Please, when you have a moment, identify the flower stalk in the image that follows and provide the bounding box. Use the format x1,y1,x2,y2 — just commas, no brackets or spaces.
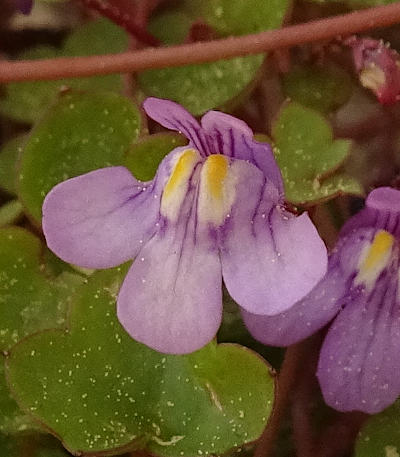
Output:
3,3,400,82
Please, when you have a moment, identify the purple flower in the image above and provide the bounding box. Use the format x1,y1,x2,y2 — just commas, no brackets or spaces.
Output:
244,187,400,414
14,0,33,14
42,97,327,354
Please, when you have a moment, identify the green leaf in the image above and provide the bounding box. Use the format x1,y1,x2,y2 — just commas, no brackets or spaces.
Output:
124,133,187,181
147,10,192,45
0,136,25,195
18,90,141,224
0,19,128,124
0,227,83,435
7,267,274,456
354,399,400,457
138,55,264,116
0,200,24,227
186,0,291,36
0,227,83,352
282,65,353,113
139,0,291,114
0,359,39,434
272,102,363,204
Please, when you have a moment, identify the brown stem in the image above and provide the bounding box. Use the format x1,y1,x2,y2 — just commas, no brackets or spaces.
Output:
254,340,312,457
2,3,400,82
77,0,161,46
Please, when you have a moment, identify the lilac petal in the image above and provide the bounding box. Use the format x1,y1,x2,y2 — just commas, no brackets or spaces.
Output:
366,187,400,213
318,249,400,414
241,228,374,345
143,97,209,155
242,269,343,346
201,111,284,193
117,185,222,354
43,147,183,268
220,160,327,315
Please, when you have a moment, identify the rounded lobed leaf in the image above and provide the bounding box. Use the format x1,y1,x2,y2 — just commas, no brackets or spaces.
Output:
271,102,363,204
7,267,275,456
0,19,128,124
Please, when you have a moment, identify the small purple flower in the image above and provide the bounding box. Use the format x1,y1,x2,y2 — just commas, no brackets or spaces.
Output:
244,187,400,414
13,0,33,14
43,98,327,354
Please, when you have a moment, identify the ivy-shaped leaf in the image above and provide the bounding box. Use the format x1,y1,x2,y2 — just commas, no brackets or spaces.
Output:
0,19,128,124
0,359,38,434
271,102,363,205
139,1,291,114
0,227,81,351
18,90,141,224
282,65,353,114
354,399,400,457
0,227,83,434
138,55,264,116
124,133,187,181
7,267,274,456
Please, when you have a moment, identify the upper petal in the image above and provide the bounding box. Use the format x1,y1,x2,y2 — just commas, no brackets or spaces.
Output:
341,187,400,238
143,97,210,155
220,160,327,315
318,256,400,413
43,150,180,269
201,111,284,192
117,172,222,354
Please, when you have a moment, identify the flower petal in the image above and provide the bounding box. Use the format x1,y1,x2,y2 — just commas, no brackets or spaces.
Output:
241,270,343,346
117,181,222,354
220,160,327,315
143,97,209,155
242,228,374,345
341,187,400,237
43,149,181,268
318,241,400,414
201,111,284,192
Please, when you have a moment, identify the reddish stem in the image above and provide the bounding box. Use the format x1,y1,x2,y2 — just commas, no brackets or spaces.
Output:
77,0,161,46
3,2,400,82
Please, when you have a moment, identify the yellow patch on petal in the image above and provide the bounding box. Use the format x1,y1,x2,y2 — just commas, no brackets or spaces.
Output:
198,154,236,226
355,230,395,288
163,149,199,200
204,154,229,200
161,148,201,220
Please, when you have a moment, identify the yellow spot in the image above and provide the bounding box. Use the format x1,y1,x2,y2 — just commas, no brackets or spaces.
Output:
203,154,228,200
362,230,394,272
163,149,199,200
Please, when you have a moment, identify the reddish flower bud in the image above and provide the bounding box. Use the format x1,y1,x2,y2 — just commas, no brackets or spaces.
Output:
346,36,400,105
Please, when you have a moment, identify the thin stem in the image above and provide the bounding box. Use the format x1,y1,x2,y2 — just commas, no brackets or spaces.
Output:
254,341,311,457
2,2,400,82
77,0,161,46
